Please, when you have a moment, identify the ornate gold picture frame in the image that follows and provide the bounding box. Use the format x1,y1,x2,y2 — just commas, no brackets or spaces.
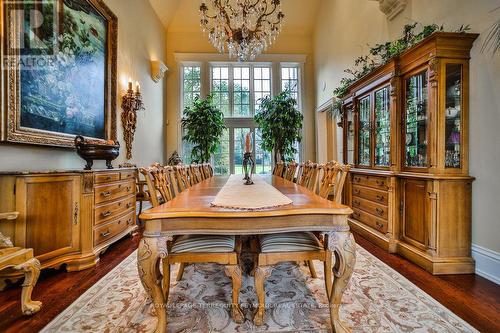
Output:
0,0,117,148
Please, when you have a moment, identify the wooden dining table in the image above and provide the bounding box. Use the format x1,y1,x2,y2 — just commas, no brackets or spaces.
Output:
138,175,355,333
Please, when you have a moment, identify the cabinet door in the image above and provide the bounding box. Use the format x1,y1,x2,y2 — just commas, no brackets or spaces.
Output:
15,175,81,262
357,95,372,166
403,70,429,170
444,63,463,169
374,86,391,167
401,179,430,250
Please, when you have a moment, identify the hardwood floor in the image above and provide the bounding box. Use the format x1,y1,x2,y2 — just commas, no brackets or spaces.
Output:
0,231,499,333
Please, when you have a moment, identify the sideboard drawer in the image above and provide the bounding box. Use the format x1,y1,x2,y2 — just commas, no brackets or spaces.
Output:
94,194,135,226
351,196,388,220
95,172,120,184
351,208,388,233
93,210,134,246
352,185,388,205
94,180,135,204
352,174,388,190
120,170,136,181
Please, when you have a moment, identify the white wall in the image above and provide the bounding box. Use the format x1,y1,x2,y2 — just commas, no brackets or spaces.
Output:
313,0,500,257
0,0,167,171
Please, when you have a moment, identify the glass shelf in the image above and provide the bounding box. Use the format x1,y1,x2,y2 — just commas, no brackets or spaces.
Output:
404,71,429,168
445,64,463,168
346,110,355,165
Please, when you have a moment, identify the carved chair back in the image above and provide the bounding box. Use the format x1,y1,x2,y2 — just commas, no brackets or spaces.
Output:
139,165,174,207
189,164,204,184
318,161,350,203
201,163,213,179
272,161,285,177
284,161,298,181
297,161,321,192
174,165,191,192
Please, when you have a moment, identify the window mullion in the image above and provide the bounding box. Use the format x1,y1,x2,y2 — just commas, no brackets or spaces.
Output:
250,64,255,116
229,65,234,117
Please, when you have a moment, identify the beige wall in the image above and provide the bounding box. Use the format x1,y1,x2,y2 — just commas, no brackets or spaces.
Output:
165,31,316,162
313,0,500,252
0,0,166,171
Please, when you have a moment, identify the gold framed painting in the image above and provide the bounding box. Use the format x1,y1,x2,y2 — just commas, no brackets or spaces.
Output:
0,0,117,148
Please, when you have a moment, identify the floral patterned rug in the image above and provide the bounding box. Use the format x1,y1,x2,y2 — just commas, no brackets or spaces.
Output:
41,245,477,333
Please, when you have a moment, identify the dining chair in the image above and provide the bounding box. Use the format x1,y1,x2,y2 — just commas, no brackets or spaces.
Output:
272,161,285,177
189,164,204,184
252,161,351,326
297,161,321,193
284,161,298,182
139,164,244,323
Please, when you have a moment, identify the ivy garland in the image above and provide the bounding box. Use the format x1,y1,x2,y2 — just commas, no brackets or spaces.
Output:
332,23,471,117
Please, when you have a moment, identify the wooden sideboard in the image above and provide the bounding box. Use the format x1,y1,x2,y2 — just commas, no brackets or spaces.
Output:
340,32,478,274
0,168,137,284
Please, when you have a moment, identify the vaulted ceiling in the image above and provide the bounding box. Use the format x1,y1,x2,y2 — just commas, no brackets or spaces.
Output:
148,0,322,35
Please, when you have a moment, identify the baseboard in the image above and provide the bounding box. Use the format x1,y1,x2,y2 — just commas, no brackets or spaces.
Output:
471,244,500,285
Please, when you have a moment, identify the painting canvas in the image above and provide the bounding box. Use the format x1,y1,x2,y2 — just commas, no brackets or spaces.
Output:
1,0,117,147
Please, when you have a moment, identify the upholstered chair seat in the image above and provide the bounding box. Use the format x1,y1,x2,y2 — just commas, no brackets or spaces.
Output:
259,232,322,253
171,235,236,253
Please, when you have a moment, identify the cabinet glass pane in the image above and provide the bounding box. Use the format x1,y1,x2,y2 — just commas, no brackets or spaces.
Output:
358,96,371,166
346,109,355,164
374,87,390,166
405,71,429,167
445,64,462,168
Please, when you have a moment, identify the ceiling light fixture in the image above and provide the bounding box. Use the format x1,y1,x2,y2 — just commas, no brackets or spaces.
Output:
199,0,285,61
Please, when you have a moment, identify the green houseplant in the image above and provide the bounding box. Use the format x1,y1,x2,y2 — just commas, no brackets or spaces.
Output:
254,90,303,163
182,94,226,163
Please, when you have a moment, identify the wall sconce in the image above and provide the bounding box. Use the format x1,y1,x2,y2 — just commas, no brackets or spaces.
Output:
151,60,168,82
121,79,144,160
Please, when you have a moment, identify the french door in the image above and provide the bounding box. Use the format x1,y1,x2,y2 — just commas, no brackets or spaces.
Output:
213,119,272,175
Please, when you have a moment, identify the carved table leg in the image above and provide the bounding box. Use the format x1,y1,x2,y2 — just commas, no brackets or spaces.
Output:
308,260,318,278
14,258,42,315
324,250,333,301
253,266,273,326
224,265,244,323
137,236,169,333
325,231,356,333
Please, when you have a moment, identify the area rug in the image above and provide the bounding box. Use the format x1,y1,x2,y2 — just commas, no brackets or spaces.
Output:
41,245,477,333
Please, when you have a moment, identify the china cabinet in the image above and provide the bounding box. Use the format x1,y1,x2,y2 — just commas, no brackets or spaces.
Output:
341,32,478,274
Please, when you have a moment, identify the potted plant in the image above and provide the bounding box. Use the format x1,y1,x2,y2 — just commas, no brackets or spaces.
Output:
182,94,226,163
254,90,303,163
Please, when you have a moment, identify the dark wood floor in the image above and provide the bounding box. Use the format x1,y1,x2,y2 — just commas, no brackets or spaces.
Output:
0,231,499,333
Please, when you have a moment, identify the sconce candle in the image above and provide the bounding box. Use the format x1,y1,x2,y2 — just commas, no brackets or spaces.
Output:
128,78,133,91
136,82,141,94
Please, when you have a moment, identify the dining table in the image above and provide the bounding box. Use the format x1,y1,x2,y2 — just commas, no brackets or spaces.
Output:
138,175,355,333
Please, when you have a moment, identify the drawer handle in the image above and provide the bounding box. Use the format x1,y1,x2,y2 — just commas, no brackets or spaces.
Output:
376,195,384,201
101,211,112,217
126,202,133,208
106,176,112,181
128,218,133,224
353,211,360,218
353,200,360,207
353,188,360,195
354,177,361,183
126,186,132,192
375,208,384,216
101,191,111,197
376,222,384,230
376,180,385,186
100,230,111,237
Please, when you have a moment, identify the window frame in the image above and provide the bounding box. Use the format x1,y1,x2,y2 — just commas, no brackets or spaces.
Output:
178,56,305,169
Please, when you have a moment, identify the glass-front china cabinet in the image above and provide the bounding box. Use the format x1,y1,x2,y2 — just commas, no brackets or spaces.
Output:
341,32,478,275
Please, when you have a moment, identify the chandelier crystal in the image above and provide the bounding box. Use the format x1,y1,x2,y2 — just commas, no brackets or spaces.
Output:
199,0,285,61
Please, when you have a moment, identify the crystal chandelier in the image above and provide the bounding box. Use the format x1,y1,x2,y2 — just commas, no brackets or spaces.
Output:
199,0,285,61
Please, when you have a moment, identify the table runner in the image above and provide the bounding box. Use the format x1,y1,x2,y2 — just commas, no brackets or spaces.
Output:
211,174,293,210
